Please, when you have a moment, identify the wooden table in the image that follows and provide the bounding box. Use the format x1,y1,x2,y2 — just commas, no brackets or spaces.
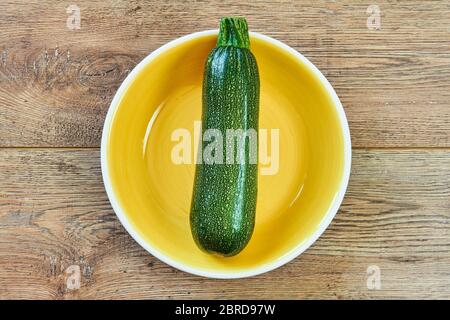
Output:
1,0,449,299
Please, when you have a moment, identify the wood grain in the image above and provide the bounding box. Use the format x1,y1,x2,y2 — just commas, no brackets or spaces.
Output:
1,0,449,300
0,149,449,299
0,0,449,147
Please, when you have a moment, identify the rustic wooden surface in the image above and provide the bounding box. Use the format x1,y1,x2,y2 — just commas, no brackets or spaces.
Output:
0,0,449,299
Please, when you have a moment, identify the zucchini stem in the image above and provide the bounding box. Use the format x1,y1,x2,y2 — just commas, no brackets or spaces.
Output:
217,17,250,49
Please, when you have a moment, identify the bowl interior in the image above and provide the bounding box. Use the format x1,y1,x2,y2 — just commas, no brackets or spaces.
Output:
105,32,346,276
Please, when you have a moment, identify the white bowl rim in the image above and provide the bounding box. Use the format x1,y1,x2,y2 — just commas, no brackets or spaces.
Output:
101,29,352,279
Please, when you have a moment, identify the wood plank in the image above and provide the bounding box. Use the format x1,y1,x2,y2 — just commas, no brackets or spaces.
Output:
0,0,449,147
325,1,450,147
0,149,449,299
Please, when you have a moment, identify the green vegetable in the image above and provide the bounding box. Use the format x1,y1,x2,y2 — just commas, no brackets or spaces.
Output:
190,17,260,256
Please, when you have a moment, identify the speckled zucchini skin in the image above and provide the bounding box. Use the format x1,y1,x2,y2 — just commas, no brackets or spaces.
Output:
190,17,260,256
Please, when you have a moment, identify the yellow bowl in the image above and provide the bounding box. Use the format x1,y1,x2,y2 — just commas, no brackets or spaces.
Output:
101,30,351,278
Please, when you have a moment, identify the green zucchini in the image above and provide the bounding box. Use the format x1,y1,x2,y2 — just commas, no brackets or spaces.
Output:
190,17,259,256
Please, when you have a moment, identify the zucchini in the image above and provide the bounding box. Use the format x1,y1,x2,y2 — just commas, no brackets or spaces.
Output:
190,17,260,256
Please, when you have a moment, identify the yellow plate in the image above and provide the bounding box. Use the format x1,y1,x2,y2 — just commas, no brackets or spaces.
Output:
101,30,351,278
